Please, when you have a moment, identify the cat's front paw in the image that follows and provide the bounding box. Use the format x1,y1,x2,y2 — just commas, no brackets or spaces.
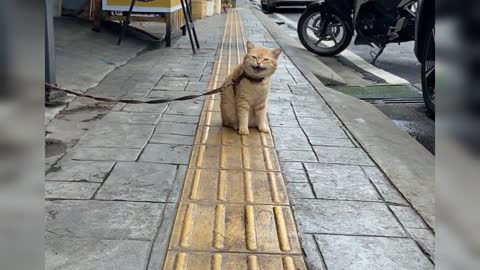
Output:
238,127,250,135
258,125,270,133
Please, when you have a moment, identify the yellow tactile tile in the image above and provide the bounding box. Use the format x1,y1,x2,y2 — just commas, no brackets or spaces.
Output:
169,203,301,253
199,111,223,127
195,126,274,147
181,169,288,204
163,252,307,270
189,145,280,171
162,9,307,270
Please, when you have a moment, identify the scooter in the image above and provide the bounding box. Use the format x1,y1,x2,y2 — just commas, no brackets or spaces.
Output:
297,0,418,64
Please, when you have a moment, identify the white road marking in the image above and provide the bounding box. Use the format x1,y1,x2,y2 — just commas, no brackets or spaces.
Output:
273,12,410,85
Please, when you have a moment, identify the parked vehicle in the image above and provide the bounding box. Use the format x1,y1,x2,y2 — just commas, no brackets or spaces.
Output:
414,0,434,114
261,0,314,13
297,0,418,64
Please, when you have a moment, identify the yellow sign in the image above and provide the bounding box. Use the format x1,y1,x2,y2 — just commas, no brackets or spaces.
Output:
102,0,182,12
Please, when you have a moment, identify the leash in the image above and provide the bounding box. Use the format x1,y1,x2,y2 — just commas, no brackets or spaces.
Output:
45,82,234,104
45,72,264,104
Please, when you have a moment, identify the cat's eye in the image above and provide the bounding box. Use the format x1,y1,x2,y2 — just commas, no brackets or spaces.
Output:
263,58,271,62
250,55,258,60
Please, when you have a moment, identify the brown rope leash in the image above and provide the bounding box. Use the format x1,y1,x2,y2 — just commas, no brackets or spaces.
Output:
45,82,234,104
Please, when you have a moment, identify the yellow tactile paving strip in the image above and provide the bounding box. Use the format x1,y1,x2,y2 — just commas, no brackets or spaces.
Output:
163,10,307,270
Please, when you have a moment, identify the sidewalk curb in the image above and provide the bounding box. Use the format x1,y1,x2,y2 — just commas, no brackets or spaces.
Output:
252,8,435,229
271,12,297,30
252,9,346,86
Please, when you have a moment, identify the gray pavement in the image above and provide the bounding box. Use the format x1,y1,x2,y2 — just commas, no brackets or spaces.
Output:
265,6,435,154
242,5,434,269
45,14,224,270
45,2,434,269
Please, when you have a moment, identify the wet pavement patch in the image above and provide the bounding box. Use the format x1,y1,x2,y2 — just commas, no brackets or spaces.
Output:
332,84,434,154
45,138,67,158
333,84,421,100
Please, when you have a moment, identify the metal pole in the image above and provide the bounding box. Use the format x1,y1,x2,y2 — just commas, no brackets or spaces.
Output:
180,0,196,53
183,0,200,49
45,0,56,101
117,0,136,45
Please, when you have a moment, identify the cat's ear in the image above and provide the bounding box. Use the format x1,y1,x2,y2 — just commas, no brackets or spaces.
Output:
246,41,256,51
271,48,282,59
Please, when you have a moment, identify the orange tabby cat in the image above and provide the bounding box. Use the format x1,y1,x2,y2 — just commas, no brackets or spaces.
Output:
220,41,281,135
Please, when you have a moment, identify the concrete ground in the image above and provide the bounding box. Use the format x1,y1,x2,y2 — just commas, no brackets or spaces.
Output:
261,5,435,154
45,2,434,269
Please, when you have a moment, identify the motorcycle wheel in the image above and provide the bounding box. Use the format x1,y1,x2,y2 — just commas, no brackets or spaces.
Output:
297,8,353,56
261,3,273,13
421,27,435,115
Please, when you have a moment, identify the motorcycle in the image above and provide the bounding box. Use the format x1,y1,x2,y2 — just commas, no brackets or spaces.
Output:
297,0,418,64
414,0,434,114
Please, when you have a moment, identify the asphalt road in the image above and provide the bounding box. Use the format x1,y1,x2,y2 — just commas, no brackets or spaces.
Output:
267,6,435,154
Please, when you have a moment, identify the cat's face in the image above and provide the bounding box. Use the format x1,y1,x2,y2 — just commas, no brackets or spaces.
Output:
243,41,281,78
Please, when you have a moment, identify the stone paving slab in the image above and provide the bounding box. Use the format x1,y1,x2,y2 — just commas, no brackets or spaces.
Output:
362,166,408,205
299,234,327,270
46,200,164,239
280,162,309,183
154,79,188,91
46,233,151,270
313,146,375,166
297,117,339,127
99,112,161,125
160,114,199,124
147,90,205,99
304,163,381,201
155,122,198,136
389,205,428,229
308,137,356,147
314,235,434,270
166,165,188,203
54,16,147,94
46,160,115,182
302,124,348,139
150,133,195,145
287,182,316,199
277,149,318,162
271,127,312,151
147,204,177,270
164,64,205,78
122,103,169,113
408,228,435,260
185,81,210,92
45,182,100,200
292,103,336,119
71,147,142,161
293,200,405,236
79,124,154,148
165,100,203,116
140,143,193,164
95,162,178,202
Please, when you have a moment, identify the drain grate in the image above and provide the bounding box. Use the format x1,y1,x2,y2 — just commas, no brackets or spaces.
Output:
333,84,423,104
363,97,425,104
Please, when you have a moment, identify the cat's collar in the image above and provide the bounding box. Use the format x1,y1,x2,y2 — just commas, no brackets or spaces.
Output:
235,72,265,84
